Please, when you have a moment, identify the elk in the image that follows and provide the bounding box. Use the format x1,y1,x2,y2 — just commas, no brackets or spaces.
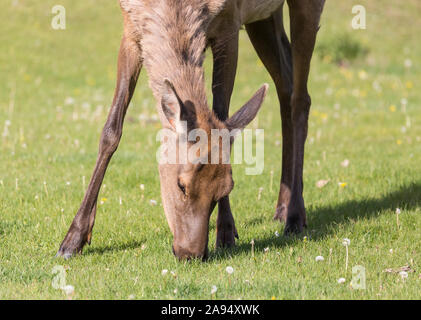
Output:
57,0,325,260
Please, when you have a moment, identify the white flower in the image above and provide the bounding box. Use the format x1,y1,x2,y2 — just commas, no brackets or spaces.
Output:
337,278,346,284
315,256,325,262
173,288,178,294
161,269,168,276
341,159,350,168
399,271,408,279
211,285,217,294
226,266,234,275
5,120,11,126
342,238,351,246
150,199,157,206
396,208,401,215
264,247,269,253
404,59,412,68
65,97,75,105
140,184,145,191
128,294,135,300
275,231,280,238
63,285,74,296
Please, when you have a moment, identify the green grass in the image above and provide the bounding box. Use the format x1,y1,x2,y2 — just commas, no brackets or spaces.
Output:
0,0,420,299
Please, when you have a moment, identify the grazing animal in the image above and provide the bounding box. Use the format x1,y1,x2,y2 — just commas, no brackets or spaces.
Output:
57,0,325,260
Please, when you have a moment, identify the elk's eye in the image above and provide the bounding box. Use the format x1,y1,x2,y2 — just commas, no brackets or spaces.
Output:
177,180,186,195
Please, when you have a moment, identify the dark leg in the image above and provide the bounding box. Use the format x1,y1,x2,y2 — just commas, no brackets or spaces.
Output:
210,32,239,247
284,0,324,233
246,5,294,224
56,36,142,258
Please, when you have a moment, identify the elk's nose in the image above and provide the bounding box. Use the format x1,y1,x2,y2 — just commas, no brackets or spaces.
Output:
172,244,208,261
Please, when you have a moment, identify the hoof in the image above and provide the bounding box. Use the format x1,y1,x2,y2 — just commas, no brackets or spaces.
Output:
283,223,304,236
283,216,306,236
216,225,238,248
56,230,87,259
55,250,74,260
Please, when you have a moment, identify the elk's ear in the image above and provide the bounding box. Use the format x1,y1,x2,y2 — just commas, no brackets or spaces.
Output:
161,79,196,133
226,84,268,131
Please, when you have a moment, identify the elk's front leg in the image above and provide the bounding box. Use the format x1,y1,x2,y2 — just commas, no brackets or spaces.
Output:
210,32,239,247
56,36,142,258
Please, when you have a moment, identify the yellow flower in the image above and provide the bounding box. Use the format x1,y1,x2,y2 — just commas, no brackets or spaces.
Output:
389,105,397,112
338,182,347,188
406,81,413,89
396,140,402,145
271,296,276,300
101,197,108,202
340,68,353,80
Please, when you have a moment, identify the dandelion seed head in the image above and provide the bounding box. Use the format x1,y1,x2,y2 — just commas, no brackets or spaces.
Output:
63,285,74,296
226,266,234,275
404,59,412,68
337,278,346,284
315,256,325,262
342,238,351,246
341,159,350,168
211,285,217,294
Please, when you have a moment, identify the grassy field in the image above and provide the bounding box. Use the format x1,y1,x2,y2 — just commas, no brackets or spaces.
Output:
0,0,420,299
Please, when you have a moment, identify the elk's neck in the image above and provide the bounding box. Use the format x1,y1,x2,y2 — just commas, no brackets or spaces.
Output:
141,1,211,110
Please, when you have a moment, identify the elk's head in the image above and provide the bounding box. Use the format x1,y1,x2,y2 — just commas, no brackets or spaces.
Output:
158,79,268,260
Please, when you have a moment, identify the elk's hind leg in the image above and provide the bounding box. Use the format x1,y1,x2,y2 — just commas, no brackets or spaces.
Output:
284,0,324,234
246,5,293,225
56,36,142,258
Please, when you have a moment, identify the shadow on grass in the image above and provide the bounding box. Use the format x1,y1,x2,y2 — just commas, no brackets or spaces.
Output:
84,239,146,256
208,182,421,261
